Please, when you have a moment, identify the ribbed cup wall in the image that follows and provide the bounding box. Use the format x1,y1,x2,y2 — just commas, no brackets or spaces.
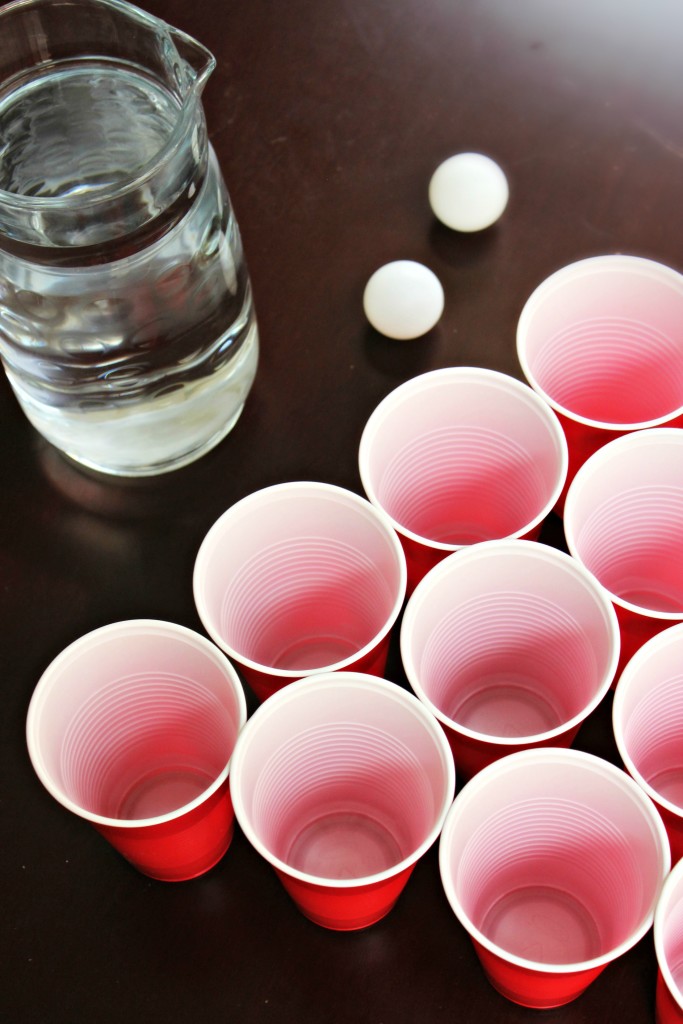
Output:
194,483,405,673
419,594,597,731
231,675,454,884
518,256,683,428
402,542,616,742
219,538,394,668
656,865,683,1010
664,932,683,1002
458,797,644,958
440,751,667,972
60,671,234,819
359,368,566,548
614,628,683,816
578,490,683,611
530,317,683,424
377,426,549,544
251,722,434,869
27,622,245,825
625,676,683,792
567,434,683,615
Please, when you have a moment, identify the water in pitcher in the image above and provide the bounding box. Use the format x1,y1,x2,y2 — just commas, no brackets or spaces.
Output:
0,59,258,475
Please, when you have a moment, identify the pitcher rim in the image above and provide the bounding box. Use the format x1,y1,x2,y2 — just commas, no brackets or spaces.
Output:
0,0,216,212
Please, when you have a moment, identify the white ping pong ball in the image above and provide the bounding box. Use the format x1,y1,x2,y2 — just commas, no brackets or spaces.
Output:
363,260,444,340
429,152,509,232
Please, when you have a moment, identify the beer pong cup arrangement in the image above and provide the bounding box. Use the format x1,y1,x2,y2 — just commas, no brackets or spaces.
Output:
655,858,683,1024
564,428,683,679
357,366,567,592
228,672,455,931
25,620,247,881
613,623,683,865
439,748,670,1009
517,254,683,507
192,482,406,701
400,539,619,779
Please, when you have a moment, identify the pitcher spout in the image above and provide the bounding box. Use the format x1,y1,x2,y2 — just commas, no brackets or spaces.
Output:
169,27,216,95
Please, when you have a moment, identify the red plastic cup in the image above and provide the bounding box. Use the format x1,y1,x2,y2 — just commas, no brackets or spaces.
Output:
229,672,456,930
26,620,247,881
613,623,683,865
439,748,670,1009
193,482,406,701
564,428,683,680
358,367,567,593
400,539,619,779
517,254,683,509
655,858,683,1024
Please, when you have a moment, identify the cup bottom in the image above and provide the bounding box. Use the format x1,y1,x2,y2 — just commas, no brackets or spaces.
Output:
481,886,602,964
273,636,360,672
650,767,683,806
427,521,495,545
287,812,403,879
618,584,683,615
451,681,562,738
116,766,215,820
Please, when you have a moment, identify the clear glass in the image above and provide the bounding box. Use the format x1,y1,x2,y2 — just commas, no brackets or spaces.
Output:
0,0,258,475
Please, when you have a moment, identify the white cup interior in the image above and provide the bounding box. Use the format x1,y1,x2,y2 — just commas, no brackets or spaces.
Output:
565,430,683,615
517,256,683,427
402,541,618,742
655,859,683,1013
230,674,454,883
358,368,566,548
440,750,668,969
614,624,683,815
193,483,405,673
26,621,246,824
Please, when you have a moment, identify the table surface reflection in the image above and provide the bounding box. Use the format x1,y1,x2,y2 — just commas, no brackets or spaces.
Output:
3,1,682,1020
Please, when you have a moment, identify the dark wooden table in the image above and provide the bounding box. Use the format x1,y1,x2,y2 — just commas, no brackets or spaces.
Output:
3,0,682,1020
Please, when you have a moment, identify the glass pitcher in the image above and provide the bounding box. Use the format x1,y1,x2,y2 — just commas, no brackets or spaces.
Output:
0,0,258,476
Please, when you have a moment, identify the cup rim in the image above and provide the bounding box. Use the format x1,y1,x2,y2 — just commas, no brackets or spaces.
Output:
192,480,408,678
613,621,683,818
358,366,568,552
516,254,683,431
654,856,683,1012
439,747,671,974
564,428,683,620
25,618,247,829
400,539,620,745
229,671,456,889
